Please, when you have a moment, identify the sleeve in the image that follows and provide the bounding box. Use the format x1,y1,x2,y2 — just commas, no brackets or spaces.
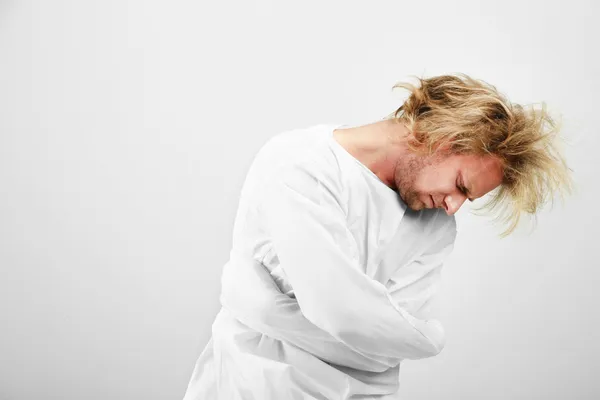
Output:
220,252,401,372
385,218,457,322
258,159,453,359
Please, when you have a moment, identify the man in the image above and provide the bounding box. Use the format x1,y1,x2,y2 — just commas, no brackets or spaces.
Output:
182,74,572,399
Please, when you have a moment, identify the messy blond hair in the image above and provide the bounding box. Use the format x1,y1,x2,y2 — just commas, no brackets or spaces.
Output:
385,73,574,237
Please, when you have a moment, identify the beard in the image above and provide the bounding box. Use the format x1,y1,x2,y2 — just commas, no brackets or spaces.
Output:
393,150,442,210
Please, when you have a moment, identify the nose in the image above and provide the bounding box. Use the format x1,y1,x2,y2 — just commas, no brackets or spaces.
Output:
443,195,466,216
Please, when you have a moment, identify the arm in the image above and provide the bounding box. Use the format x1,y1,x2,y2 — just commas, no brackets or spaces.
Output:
385,221,456,323
259,158,455,359
220,253,400,372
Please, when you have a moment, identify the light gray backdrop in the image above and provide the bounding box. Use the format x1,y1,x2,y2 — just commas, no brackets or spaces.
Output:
1,1,598,399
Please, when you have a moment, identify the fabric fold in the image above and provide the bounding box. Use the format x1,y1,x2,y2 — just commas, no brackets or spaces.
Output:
182,123,458,399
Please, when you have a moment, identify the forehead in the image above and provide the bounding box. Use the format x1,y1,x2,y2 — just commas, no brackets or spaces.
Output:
451,153,504,196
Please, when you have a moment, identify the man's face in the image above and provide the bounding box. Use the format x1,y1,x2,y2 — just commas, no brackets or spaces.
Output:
393,148,504,215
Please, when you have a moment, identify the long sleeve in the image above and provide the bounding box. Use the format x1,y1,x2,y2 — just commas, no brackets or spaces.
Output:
385,220,456,322
257,158,452,359
221,252,401,372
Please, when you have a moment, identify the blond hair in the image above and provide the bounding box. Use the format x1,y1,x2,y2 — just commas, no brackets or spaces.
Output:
385,73,574,237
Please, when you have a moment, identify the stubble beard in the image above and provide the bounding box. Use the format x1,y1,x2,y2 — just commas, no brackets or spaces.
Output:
394,152,433,210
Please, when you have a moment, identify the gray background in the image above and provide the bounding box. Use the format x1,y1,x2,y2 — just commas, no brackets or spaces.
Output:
1,0,598,399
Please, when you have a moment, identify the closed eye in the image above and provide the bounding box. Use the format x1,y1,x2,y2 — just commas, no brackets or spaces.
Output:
457,176,474,202
463,188,475,202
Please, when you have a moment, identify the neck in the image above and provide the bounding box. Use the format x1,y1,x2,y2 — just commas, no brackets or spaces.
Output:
333,119,411,189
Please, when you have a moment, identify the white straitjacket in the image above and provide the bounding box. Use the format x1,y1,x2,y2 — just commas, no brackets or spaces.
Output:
183,123,457,399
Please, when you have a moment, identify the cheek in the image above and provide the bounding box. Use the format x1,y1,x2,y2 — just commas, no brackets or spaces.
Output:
415,170,438,189
416,172,453,194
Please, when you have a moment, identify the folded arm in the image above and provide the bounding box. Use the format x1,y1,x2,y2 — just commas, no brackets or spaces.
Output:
258,159,457,360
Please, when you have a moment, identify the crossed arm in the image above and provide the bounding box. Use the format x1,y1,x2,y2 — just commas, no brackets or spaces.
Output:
253,160,457,360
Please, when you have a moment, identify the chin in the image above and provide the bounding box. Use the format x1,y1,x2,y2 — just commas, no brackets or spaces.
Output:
398,190,424,211
414,199,430,211
405,199,426,211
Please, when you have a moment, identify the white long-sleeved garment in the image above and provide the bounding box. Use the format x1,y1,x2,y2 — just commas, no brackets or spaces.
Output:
182,123,457,399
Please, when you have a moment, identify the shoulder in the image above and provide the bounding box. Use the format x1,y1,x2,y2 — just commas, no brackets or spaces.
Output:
259,125,344,193
258,124,335,161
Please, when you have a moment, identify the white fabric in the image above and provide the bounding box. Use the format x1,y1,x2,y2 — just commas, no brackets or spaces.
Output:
183,123,457,400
